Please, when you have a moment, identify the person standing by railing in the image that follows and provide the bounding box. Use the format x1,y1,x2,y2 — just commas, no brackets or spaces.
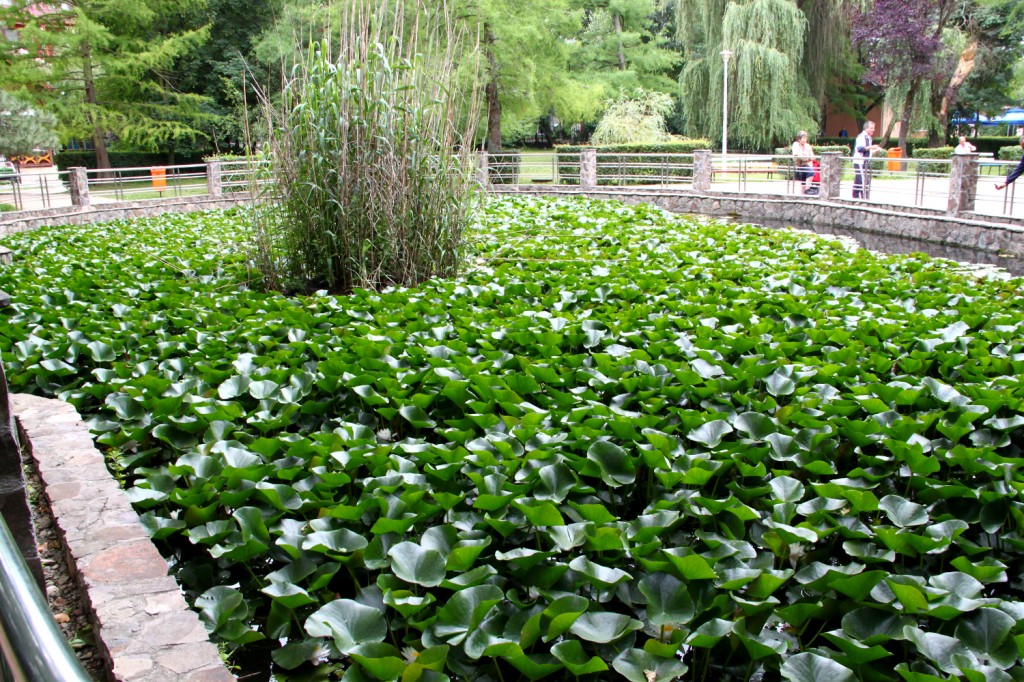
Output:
995,137,1024,191
954,136,977,154
853,120,885,199
792,131,815,194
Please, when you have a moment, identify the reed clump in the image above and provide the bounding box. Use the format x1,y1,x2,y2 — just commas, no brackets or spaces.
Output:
253,1,479,294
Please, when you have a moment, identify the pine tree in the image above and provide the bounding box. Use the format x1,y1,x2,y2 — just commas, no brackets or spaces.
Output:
572,0,680,95
1,0,214,169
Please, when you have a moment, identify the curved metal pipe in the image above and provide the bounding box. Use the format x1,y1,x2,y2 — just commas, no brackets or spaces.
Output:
0,514,92,682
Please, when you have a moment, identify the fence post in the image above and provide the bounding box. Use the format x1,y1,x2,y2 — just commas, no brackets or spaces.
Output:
580,148,597,190
692,150,713,191
207,161,223,197
476,151,490,188
819,152,842,200
0,294,43,590
68,167,90,207
947,153,979,216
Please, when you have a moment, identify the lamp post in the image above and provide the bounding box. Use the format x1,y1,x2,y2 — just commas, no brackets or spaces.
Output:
720,49,732,172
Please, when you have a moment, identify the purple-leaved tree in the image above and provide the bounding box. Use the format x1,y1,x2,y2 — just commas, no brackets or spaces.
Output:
851,0,960,152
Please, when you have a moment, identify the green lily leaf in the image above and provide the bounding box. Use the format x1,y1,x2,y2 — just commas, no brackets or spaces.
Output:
781,653,856,682
586,440,636,486
568,611,642,643
305,599,387,655
388,541,447,587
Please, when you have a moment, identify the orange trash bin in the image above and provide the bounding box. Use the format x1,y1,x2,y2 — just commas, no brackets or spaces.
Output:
886,147,903,172
150,166,167,189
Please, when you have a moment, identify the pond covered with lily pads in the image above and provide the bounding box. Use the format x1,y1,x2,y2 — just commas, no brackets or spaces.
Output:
1,196,1023,681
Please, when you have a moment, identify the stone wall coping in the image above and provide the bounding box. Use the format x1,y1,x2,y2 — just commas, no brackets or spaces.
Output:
11,393,235,682
0,195,250,237
495,185,1024,234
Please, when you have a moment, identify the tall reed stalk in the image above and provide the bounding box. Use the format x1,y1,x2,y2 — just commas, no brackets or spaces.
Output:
252,0,480,294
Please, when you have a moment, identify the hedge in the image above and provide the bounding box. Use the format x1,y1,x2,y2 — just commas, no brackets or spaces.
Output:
54,149,215,171
911,147,955,159
553,139,711,186
998,145,1024,161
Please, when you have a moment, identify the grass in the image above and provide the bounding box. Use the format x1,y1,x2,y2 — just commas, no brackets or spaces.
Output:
89,176,208,201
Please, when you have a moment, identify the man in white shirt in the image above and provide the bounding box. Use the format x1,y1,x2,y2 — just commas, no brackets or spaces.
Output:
853,121,885,199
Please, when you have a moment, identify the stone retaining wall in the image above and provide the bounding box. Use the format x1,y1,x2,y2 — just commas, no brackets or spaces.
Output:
2,183,1021,257
0,195,250,237
496,186,1024,256
12,394,234,682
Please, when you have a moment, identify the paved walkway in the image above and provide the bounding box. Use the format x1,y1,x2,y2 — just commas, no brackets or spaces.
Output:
3,163,1022,223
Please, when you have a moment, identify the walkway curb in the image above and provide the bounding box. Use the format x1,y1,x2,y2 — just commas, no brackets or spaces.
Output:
11,393,235,682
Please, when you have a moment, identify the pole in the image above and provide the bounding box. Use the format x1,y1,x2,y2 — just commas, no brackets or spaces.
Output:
720,49,732,173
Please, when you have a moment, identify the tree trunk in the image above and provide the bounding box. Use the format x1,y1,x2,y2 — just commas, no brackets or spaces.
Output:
82,45,112,175
930,39,978,146
484,24,501,153
897,80,919,155
612,13,627,70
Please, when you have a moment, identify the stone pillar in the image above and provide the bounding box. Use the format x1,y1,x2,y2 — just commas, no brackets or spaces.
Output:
476,151,490,188
0,297,43,589
68,166,90,207
580,148,597,189
692,150,713,191
207,161,223,197
948,153,979,216
819,152,842,200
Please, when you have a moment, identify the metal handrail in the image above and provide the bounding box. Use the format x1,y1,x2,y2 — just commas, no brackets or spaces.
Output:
0,514,91,682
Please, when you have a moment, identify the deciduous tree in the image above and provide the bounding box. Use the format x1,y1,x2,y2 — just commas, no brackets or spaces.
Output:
0,91,58,156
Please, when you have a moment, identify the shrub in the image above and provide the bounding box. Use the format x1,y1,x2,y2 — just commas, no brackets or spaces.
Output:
998,145,1023,161
0,203,15,212
554,140,711,185
253,0,480,294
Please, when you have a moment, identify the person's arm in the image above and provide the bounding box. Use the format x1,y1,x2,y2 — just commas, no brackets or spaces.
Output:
997,155,1024,190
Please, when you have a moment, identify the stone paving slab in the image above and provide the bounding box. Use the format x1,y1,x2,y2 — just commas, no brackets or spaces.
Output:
10,393,235,682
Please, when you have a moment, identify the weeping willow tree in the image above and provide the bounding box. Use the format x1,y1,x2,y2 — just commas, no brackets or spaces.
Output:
678,0,827,150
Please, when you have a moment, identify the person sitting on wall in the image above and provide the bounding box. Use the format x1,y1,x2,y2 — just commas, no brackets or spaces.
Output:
791,131,815,194
995,137,1024,191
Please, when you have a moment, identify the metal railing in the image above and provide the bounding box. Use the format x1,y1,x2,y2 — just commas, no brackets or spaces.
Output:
0,514,91,682
2,152,1023,221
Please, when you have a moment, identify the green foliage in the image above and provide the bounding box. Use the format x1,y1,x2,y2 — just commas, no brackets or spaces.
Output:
53,150,214,171
997,145,1023,161
0,0,218,163
0,92,58,156
4,196,1024,680
592,91,675,145
911,147,956,159
678,0,818,151
253,0,479,293
571,0,680,95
